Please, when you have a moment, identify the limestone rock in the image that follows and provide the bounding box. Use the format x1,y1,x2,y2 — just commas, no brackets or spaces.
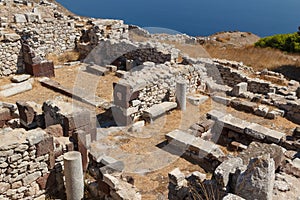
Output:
214,157,244,190
0,81,32,97
238,142,284,169
222,193,245,200
23,171,42,185
235,154,275,200
169,168,185,186
231,82,248,96
0,182,10,194
3,34,21,42
11,74,31,83
14,14,27,23
274,180,290,192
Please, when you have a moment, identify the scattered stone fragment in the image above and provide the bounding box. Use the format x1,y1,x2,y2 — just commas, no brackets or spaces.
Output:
11,74,31,83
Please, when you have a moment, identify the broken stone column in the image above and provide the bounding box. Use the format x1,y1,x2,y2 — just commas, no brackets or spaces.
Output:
64,151,84,200
176,80,187,111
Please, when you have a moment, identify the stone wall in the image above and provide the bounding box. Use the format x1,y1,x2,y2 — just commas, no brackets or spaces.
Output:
87,155,141,199
0,128,53,200
13,19,78,59
209,61,274,94
113,61,207,123
0,40,23,76
0,2,130,77
83,39,179,67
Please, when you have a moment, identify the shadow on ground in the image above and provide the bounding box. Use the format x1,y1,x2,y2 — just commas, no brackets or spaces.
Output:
272,65,300,82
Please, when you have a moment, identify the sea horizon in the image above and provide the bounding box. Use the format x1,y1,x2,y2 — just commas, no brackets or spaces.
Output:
57,0,300,37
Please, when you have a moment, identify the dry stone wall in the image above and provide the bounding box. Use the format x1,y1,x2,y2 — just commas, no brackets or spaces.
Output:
0,40,23,76
0,2,129,77
209,60,278,94
0,128,53,200
14,19,78,59
113,61,207,124
83,39,180,67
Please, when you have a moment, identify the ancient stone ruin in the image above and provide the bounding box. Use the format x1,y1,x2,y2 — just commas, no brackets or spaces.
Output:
0,0,299,200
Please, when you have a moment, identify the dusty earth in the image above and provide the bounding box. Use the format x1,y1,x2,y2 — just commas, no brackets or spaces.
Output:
1,62,299,199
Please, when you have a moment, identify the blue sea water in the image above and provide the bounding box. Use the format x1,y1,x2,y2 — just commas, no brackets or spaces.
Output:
56,0,300,37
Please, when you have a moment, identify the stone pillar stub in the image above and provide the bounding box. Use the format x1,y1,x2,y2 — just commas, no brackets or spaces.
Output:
176,80,187,111
64,151,84,200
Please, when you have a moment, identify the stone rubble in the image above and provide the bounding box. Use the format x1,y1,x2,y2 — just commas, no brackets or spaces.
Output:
0,1,299,200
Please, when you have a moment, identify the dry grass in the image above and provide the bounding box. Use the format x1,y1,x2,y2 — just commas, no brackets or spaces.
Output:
204,44,300,70
46,50,81,65
216,36,230,43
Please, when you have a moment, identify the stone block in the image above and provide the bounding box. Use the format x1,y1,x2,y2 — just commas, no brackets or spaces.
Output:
222,193,245,200
106,65,117,72
128,120,145,132
111,106,133,126
198,119,215,132
11,74,31,83
23,171,42,185
254,105,269,117
166,129,225,161
235,154,275,200
14,14,27,23
43,100,94,136
25,13,41,23
17,101,44,129
36,135,54,156
186,171,207,183
0,182,10,194
45,124,64,137
245,123,285,143
0,107,11,121
26,129,46,146
3,33,20,42
230,99,258,113
168,168,185,186
142,102,177,122
115,70,129,78
86,64,109,76
62,111,91,136
238,142,284,169
103,174,120,189
231,82,248,96
187,95,209,106
0,81,32,97
113,83,131,108
189,124,205,136
207,110,227,121
214,157,244,190
25,61,55,77
219,114,252,134
212,95,232,106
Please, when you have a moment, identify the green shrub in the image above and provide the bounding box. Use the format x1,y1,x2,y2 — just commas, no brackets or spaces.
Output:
255,33,300,53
